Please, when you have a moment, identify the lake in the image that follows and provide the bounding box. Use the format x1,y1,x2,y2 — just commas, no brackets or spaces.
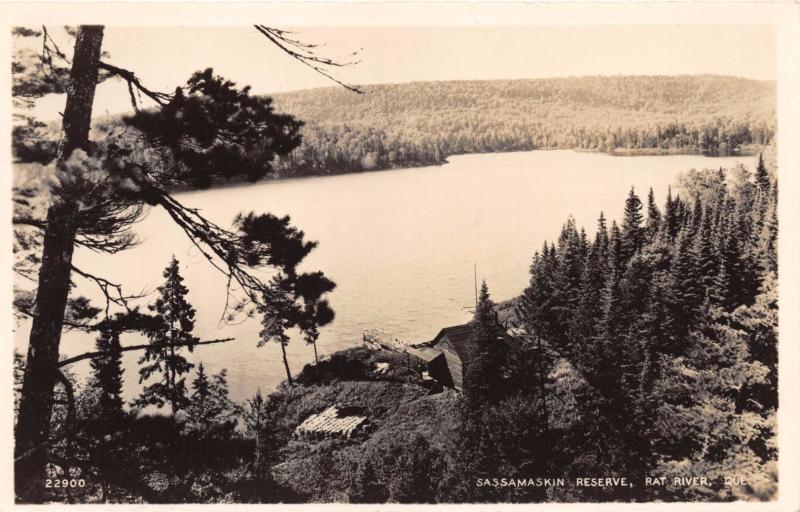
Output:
14,150,756,404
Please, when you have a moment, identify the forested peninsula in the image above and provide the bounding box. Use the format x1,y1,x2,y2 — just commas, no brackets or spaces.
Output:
270,75,775,176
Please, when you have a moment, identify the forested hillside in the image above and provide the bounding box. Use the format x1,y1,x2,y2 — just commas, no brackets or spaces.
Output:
271,75,775,176
490,155,779,501
12,75,776,181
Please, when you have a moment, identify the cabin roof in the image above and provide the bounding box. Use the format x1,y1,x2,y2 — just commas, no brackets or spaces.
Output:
431,323,520,362
406,345,444,362
431,324,479,361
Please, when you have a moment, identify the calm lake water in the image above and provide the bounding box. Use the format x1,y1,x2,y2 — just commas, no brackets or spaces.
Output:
15,150,756,404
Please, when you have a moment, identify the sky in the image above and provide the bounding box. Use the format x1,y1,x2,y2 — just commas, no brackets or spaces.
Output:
21,25,776,121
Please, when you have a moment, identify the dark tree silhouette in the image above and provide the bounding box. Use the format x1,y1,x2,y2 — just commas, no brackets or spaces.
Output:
463,281,506,405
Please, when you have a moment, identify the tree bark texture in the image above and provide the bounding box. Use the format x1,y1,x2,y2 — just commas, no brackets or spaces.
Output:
15,25,104,503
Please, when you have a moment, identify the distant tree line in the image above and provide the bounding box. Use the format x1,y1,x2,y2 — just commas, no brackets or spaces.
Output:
271,76,775,176
14,75,775,181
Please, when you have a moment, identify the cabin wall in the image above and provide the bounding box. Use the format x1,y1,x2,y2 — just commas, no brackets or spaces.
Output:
427,355,453,388
435,336,464,391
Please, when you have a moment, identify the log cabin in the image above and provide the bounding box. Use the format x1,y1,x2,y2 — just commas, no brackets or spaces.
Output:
406,323,520,392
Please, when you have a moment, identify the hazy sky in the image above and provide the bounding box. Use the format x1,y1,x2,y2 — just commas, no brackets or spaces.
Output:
24,25,775,121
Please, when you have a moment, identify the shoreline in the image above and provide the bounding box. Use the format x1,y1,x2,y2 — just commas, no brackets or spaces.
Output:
174,146,761,197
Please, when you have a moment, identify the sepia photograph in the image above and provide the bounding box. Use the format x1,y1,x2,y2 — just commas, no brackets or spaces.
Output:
3,2,800,508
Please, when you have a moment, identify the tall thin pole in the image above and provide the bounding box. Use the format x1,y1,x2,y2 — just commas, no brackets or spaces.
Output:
474,263,478,311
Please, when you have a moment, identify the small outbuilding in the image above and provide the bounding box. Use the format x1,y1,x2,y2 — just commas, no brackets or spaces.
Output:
294,406,369,439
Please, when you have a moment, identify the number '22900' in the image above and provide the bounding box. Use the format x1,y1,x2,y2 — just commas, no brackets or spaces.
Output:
45,478,86,488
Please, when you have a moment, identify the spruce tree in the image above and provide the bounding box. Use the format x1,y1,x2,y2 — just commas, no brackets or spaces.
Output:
463,281,506,405
690,192,704,236
669,226,701,338
693,206,719,302
89,325,124,422
351,458,385,503
554,217,586,348
662,186,679,241
191,362,210,403
519,242,558,345
646,187,662,242
731,272,778,413
756,184,778,275
591,226,625,392
594,211,610,263
755,153,770,193
621,187,644,261
569,212,611,363
608,221,624,276
209,368,232,419
134,256,198,413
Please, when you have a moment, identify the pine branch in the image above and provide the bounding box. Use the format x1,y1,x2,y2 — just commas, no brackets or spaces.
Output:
57,337,234,368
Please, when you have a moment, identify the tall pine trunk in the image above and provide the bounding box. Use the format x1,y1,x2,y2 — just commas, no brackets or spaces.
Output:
280,340,293,386
15,25,104,503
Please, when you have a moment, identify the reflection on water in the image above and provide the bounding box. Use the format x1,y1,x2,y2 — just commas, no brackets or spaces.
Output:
14,150,755,403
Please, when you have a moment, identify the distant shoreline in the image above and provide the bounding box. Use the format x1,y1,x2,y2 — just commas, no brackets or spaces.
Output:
174,146,761,197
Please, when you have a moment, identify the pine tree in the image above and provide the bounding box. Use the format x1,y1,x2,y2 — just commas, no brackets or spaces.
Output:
209,368,232,419
662,186,679,240
191,362,210,403
621,187,644,261
463,281,506,405
594,211,610,263
134,256,198,413
731,272,778,413
519,242,558,344
608,221,624,276
694,206,719,302
569,212,610,360
713,207,743,309
186,362,212,427
351,457,385,503
669,226,702,340
690,192,703,236
89,325,124,422
756,183,778,275
755,153,770,193
553,217,586,348
646,187,662,242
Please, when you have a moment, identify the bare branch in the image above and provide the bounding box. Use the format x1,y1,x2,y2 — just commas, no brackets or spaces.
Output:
253,25,363,94
42,26,69,63
71,265,149,315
